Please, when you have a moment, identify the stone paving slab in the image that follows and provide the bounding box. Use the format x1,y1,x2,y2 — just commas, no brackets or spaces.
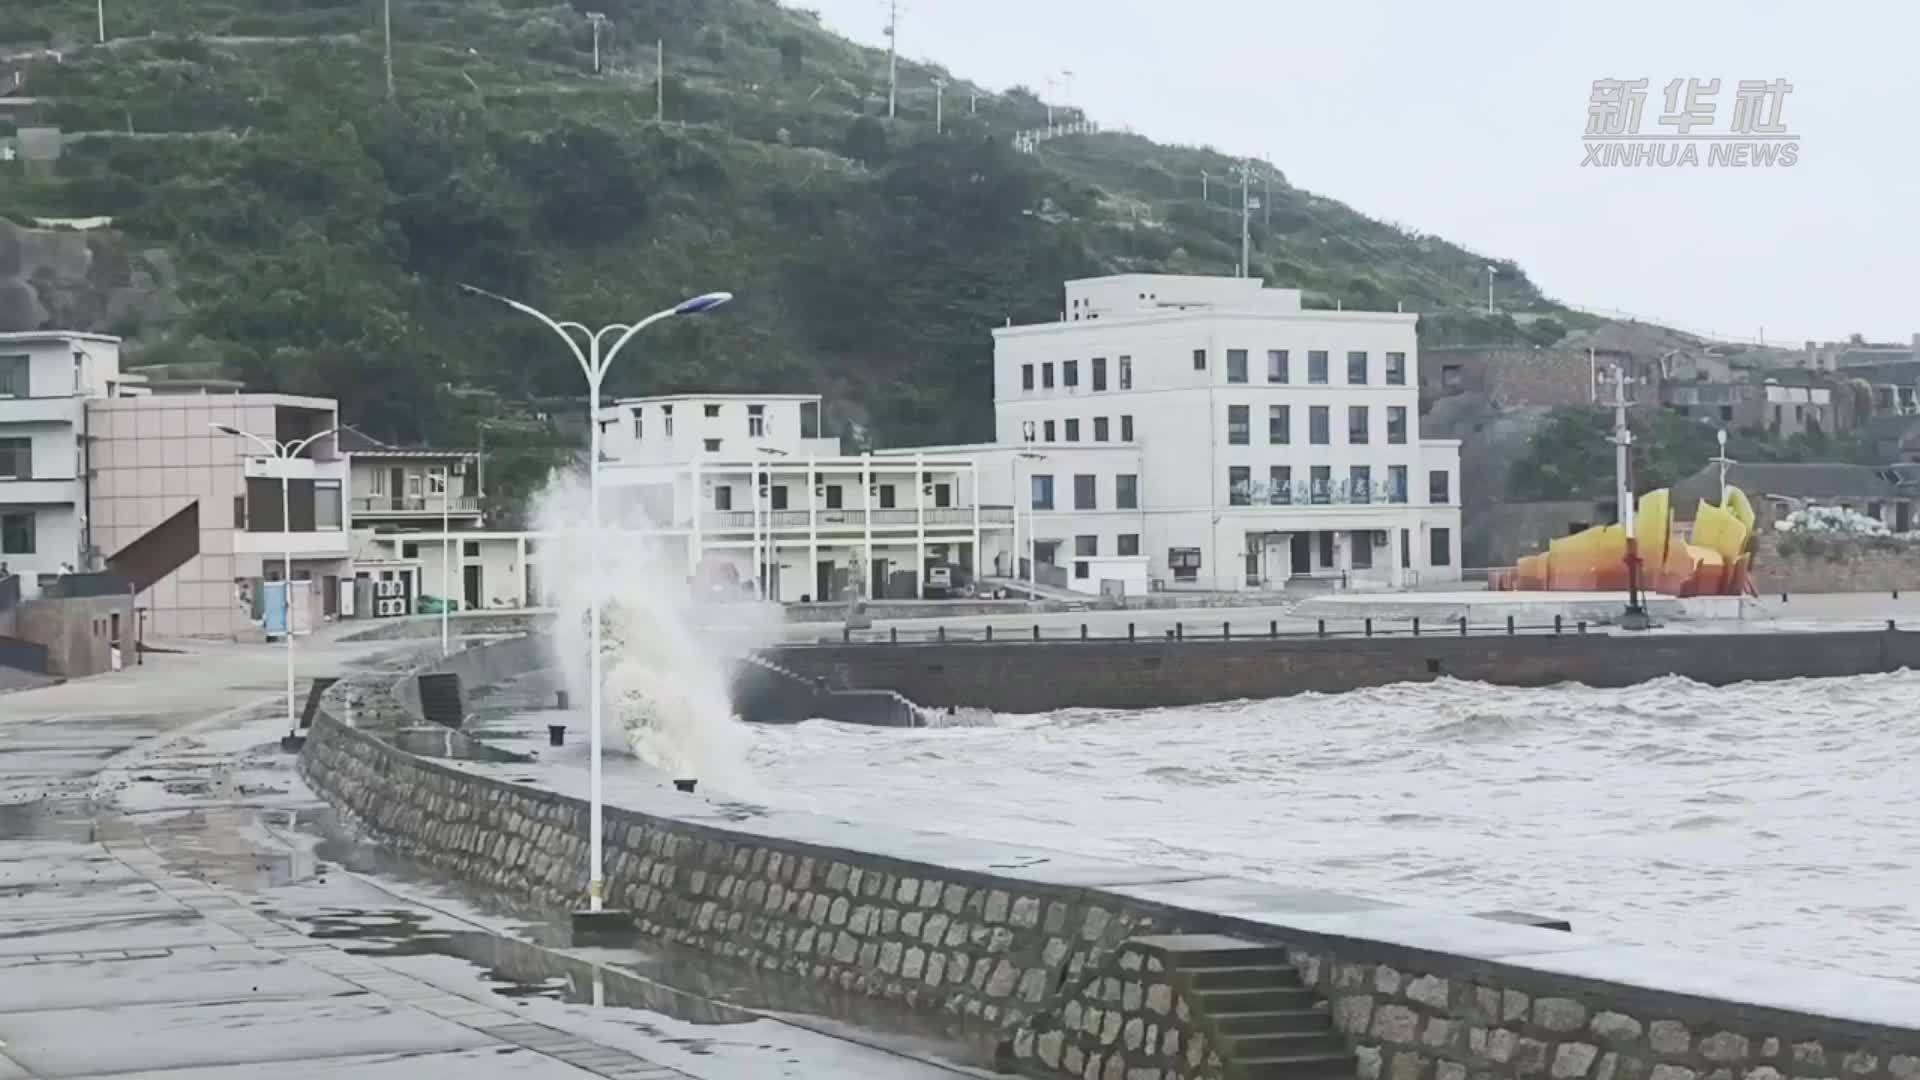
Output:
0,995,497,1077
0,878,178,919
67,1045,610,1080
0,908,246,958
0,943,360,1013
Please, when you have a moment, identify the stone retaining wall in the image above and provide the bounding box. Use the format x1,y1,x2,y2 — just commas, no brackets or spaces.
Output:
1753,535,1920,595
299,653,1920,1079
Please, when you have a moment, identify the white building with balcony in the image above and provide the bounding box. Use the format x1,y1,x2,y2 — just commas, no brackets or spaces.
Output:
0,331,128,596
597,394,1014,601
993,274,1463,591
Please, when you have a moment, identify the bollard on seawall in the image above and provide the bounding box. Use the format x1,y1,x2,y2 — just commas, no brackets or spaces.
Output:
555,690,570,710
548,724,566,747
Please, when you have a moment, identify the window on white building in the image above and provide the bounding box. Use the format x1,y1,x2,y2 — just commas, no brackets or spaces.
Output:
1075,535,1098,557
1308,350,1329,384
748,404,766,437
1064,360,1079,388
1227,405,1249,445
1193,349,1207,371
1169,547,1201,582
0,438,30,479
1,512,33,554
824,485,844,509
1116,474,1138,509
1117,533,1140,557
714,486,733,511
1031,475,1054,510
1267,349,1289,384
1319,531,1335,568
1229,466,1252,506
1348,405,1369,444
1388,406,1407,444
1065,419,1081,442
1094,417,1110,442
1350,465,1372,504
1022,420,1037,442
1121,415,1135,441
1386,352,1407,386
1429,470,1451,505
704,438,722,452
876,485,897,509
1347,351,1368,385
1119,356,1133,389
1268,404,1290,445
316,481,343,529
704,404,721,418
662,404,674,435
0,355,27,397
632,408,644,440
1309,406,1330,445
1269,465,1291,505
1430,528,1453,567
1022,364,1035,391
1043,363,1056,389
1074,474,1097,509
1092,358,1107,391
1227,350,1248,383
1310,466,1331,505
1044,420,1056,442
1352,531,1374,569
1388,466,1409,504
770,486,789,510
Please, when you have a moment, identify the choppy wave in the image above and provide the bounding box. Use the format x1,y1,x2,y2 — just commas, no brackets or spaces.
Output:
743,670,1920,982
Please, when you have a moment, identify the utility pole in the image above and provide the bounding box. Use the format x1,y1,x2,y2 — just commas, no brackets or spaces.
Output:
1606,366,1651,630
1486,265,1495,315
1263,162,1272,230
932,76,946,134
586,12,609,74
884,0,899,119
969,88,977,115
1238,162,1252,278
383,0,394,99
656,39,665,122
1200,170,1210,203
96,0,105,43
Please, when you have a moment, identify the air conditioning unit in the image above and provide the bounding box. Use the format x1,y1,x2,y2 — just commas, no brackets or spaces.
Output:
1372,530,1389,547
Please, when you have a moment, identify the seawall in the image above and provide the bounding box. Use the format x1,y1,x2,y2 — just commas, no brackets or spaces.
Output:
298,637,1920,1080
761,629,1920,712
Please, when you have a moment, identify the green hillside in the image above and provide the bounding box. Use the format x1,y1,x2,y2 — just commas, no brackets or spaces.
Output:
3,0,1575,464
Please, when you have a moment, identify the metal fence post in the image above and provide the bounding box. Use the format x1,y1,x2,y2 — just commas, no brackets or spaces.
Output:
1317,619,1326,638
1032,624,1041,641
1554,614,1563,635
1080,623,1088,640
1365,618,1373,637
1412,617,1421,637
1507,615,1515,635
1222,621,1231,640
985,625,993,642
1128,622,1135,642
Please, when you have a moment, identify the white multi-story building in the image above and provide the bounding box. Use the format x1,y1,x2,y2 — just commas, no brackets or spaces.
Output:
597,394,1014,601
0,331,127,596
992,274,1462,591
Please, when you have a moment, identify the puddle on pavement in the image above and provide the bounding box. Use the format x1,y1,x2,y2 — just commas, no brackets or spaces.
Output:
0,798,98,842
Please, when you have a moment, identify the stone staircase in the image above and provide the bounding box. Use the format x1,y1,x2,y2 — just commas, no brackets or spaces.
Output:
1153,935,1354,1080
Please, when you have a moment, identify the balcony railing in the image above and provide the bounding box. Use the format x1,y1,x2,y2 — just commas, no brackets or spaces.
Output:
352,495,481,514
699,507,1014,532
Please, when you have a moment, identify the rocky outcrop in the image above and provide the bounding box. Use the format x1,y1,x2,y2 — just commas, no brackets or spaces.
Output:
0,217,184,334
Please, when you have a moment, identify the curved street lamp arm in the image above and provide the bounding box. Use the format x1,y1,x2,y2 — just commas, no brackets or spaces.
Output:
598,307,681,379
286,426,342,460
211,423,281,458
459,284,593,380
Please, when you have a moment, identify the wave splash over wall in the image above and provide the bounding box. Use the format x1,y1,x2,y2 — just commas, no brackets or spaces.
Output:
533,469,774,791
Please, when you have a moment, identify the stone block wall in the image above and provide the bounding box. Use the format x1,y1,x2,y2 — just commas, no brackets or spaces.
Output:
1300,949,1918,1080
300,711,1169,1054
1007,939,1218,1079
1752,535,1920,594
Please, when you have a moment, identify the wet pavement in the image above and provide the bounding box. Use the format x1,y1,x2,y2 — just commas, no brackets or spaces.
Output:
0,633,989,1079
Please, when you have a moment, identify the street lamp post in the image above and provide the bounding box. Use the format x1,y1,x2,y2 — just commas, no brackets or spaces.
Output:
211,422,340,742
1017,451,1045,600
459,284,731,918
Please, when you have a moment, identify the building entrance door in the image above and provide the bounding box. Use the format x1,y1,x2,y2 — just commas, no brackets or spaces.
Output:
1290,533,1312,575
463,564,482,610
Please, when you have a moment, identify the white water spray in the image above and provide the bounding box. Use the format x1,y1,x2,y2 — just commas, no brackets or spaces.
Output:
532,469,775,791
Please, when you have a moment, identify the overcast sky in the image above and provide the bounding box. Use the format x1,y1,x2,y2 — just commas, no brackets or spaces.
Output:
798,0,1915,346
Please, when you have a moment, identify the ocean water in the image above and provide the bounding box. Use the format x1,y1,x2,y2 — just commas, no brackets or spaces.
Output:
741,672,1920,981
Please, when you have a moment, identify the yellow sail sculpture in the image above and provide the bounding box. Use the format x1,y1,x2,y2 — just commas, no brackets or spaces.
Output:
1493,486,1756,596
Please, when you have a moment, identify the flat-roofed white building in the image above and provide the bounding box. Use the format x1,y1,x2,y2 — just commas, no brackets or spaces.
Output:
993,274,1462,591
0,331,126,596
596,394,1014,601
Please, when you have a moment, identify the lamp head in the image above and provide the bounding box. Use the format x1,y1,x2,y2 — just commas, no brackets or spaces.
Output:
674,292,734,316
210,423,242,437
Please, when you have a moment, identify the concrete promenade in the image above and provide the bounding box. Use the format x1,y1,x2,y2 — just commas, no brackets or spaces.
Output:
0,634,986,1079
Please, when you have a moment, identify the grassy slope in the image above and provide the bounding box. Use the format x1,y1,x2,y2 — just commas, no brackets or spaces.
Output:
3,0,1577,465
